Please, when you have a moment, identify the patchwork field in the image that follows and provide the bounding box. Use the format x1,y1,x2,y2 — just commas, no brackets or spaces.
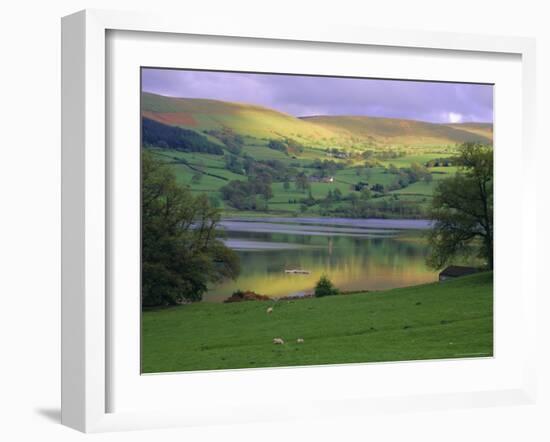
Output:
142,92,491,218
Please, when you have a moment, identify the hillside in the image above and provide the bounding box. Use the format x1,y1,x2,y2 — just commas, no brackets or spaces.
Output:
142,92,493,148
141,92,493,218
445,122,493,140
302,115,493,146
142,272,493,373
142,92,337,142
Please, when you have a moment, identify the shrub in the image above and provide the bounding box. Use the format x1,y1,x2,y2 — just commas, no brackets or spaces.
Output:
314,275,339,297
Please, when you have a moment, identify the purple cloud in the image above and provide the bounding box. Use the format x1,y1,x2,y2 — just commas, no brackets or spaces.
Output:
142,68,493,124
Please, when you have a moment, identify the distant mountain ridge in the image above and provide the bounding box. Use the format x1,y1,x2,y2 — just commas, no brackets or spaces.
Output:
142,92,493,148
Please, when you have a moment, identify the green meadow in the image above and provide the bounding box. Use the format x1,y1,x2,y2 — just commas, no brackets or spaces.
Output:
142,272,493,373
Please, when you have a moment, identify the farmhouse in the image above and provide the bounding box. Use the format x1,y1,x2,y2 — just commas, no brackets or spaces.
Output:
439,265,479,282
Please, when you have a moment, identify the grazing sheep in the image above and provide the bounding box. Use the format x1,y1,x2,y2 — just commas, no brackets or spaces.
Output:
296,338,304,344
273,337,285,345
266,307,273,314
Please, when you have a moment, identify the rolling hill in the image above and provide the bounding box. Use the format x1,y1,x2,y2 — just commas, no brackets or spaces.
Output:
142,92,493,148
445,122,493,140
301,116,493,146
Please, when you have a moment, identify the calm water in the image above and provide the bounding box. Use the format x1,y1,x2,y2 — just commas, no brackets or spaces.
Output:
204,217,437,302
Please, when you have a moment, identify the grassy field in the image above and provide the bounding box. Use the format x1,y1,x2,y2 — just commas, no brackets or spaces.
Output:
149,147,456,217
142,272,493,373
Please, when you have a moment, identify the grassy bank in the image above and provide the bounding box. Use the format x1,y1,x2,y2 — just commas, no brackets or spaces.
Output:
141,272,493,373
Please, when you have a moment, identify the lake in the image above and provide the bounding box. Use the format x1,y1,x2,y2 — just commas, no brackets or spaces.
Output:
204,217,437,302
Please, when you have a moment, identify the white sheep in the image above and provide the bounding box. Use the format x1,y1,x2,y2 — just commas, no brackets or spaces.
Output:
296,338,304,344
266,307,273,314
273,337,285,345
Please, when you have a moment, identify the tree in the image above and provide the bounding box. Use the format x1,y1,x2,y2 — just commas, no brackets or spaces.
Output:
142,151,240,305
219,175,273,211
427,143,493,270
295,172,310,193
225,154,244,175
268,139,288,153
314,275,339,297
388,163,399,175
251,172,273,201
360,187,372,201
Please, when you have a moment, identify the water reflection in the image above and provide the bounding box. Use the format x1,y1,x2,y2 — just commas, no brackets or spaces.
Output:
204,219,438,302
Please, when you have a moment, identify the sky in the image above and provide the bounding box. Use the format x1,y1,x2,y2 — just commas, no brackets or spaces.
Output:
141,68,493,124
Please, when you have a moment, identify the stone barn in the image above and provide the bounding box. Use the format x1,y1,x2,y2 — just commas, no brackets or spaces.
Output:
438,265,479,282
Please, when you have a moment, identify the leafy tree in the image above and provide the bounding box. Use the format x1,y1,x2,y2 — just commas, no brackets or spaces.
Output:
267,139,287,153
388,163,399,175
205,128,244,154
314,275,339,297
142,151,240,305
309,159,342,177
225,154,244,175
409,162,428,180
219,175,273,210
360,187,372,201
427,143,493,269
208,195,221,208
295,172,309,193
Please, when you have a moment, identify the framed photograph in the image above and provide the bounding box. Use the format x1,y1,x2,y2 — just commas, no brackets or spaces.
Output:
61,9,537,433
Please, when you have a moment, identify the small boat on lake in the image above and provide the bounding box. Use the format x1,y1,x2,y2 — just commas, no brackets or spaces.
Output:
284,269,311,275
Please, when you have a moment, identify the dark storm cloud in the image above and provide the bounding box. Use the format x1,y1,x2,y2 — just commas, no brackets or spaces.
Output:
141,68,493,123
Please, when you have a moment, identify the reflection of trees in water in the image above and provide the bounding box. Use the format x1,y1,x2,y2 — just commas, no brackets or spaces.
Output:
235,233,429,274
206,230,437,301
231,232,436,275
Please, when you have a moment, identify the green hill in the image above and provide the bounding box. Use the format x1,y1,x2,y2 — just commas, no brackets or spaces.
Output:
142,271,493,373
142,92,337,142
445,122,493,140
302,115,493,146
142,92,493,148
141,92,493,218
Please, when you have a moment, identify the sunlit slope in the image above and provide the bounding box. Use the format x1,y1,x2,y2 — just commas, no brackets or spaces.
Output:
302,116,493,146
142,92,338,141
142,92,493,147
445,123,493,140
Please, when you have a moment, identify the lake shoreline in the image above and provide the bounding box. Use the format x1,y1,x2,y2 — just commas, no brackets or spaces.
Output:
220,216,433,231
204,216,437,302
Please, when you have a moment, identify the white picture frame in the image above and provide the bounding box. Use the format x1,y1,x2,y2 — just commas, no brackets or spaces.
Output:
61,9,538,433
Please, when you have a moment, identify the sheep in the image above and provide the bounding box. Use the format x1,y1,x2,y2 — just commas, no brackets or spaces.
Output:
273,337,285,345
266,307,273,314
296,338,304,344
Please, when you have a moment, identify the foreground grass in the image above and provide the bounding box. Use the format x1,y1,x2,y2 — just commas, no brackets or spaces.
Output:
142,272,492,373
